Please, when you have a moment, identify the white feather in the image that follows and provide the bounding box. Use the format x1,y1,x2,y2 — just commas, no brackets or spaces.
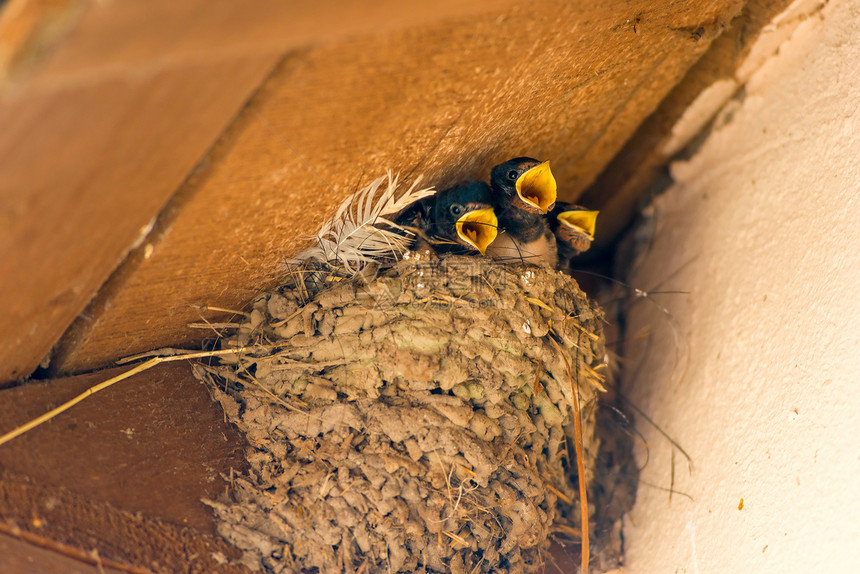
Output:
291,171,436,274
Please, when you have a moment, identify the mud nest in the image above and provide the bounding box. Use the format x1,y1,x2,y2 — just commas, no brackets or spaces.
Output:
194,254,634,573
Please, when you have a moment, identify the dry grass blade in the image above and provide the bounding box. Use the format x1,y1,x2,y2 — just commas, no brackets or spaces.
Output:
619,392,693,473
442,530,469,547
544,481,573,505
549,336,590,574
0,347,260,448
0,358,159,447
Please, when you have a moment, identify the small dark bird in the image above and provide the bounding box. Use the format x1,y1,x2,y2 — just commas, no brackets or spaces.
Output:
549,202,599,273
486,157,559,267
395,180,499,255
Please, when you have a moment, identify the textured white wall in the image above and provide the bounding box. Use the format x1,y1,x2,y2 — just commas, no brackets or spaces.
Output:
620,1,860,572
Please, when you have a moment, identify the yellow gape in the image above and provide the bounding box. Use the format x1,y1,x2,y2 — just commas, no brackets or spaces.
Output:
557,209,599,239
455,208,498,254
515,161,557,213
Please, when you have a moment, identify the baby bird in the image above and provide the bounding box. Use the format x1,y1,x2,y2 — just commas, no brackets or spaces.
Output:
396,180,499,256
548,202,599,273
485,157,559,267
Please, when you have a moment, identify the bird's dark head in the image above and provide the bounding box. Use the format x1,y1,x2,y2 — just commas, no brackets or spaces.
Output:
427,180,498,255
490,157,557,214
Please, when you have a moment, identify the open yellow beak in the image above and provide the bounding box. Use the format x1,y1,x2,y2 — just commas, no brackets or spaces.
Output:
515,161,557,213
557,210,599,240
455,208,498,255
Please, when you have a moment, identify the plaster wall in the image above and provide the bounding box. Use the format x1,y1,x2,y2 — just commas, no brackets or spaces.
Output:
620,0,860,572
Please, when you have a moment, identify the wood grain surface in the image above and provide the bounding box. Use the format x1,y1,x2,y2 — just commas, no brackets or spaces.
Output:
49,0,746,375
0,53,279,383
0,361,248,531
0,473,249,573
0,361,251,572
0,531,131,574
580,0,796,247
0,0,518,384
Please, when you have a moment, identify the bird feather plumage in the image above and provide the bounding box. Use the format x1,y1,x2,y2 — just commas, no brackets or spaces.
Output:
291,171,436,274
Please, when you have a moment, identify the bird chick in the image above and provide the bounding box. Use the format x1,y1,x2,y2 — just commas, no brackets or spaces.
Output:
486,157,559,267
396,180,499,256
549,202,599,273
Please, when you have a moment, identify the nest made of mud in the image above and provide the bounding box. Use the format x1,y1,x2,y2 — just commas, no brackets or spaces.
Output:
194,254,633,573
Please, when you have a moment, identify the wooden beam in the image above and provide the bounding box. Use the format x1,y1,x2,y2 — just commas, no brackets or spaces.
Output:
580,0,799,247
0,361,586,571
0,53,279,384
0,0,88,82
0,473,249,573
0,0,518,384
0,362,248,531
0,530,130,574
0,362,250,571
50,0,747,375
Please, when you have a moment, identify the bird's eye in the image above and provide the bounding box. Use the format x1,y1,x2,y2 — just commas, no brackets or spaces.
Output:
507,170,519,181
449,204,464,216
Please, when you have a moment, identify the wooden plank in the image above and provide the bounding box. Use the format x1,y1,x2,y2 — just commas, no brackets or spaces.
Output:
580,0,798,247
0,0,518,385
0,361,581,572
0,362,250,572
0,0,89,83
26,0,518,86
0,531,129,574
0,362,248,531
0,54,281,384
52,0,747,374
0,473,249,573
